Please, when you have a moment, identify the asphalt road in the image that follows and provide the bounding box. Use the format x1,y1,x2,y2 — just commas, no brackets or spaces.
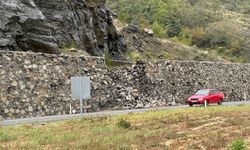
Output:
1,101,250,126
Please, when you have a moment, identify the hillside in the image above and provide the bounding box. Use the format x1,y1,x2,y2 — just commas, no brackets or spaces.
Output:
114,21,224,62
107,0,250,63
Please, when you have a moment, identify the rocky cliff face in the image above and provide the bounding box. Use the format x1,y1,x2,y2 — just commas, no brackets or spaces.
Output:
0,0,59,53
0,0,126,58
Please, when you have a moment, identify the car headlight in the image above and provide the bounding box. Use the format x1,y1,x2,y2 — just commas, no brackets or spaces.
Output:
198,98,203,101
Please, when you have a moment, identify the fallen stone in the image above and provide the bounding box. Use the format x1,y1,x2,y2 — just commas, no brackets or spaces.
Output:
143,28,154,36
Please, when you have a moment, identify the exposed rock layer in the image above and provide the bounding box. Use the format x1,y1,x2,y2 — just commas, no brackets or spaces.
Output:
0,0,59,53
0,0,126,57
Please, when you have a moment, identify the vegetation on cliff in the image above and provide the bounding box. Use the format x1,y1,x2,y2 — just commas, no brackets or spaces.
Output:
108,0,250,63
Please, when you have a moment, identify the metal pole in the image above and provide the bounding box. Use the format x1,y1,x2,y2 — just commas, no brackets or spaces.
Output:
244,91,247,101
84,100,87,113
80,77,83,116
172,96,176,106
70,103,72,114
80,98,83,116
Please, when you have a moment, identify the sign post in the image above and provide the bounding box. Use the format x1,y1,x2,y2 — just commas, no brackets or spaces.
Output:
71,77,91,116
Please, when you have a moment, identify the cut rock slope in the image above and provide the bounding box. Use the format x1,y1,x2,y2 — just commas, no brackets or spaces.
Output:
0,0,126,58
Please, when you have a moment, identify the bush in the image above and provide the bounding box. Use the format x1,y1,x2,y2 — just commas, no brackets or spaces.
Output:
152,22,166,38
232,56,247,64
230,139,246,150
117,119,131,129
177,27,192,45
167,18,182,37
118,144,130,150
125,50,141,62
191,27,205,46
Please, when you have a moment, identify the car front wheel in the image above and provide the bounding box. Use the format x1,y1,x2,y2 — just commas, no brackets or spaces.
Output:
189,103,193,107
218,100,223,105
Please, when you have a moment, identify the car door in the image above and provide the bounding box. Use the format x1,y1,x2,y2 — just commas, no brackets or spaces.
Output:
213,90,221,102
209,90,216,103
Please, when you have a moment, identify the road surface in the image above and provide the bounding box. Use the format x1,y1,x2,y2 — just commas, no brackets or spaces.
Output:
1,101,250,126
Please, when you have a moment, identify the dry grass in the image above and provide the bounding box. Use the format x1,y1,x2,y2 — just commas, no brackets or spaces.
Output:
0,105,250,150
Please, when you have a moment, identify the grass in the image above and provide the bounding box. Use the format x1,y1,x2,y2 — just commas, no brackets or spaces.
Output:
0,105,250,149
124,50,141,62
231,139,247,150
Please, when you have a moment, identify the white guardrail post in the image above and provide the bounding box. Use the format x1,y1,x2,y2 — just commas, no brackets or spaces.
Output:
172,96,176,106
205,100,208,107
244,91,247,101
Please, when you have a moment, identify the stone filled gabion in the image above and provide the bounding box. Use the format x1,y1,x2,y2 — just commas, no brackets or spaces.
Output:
0,51,249,119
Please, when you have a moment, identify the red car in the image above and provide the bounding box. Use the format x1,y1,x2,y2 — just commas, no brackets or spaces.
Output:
186,89,224,106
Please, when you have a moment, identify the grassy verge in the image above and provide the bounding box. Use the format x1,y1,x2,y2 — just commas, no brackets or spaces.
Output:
1,105,250,149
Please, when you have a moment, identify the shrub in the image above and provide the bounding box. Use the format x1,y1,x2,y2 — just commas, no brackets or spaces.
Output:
118,144,130,150
230,139,246,150
117,119,131,129
59,41,67,49
167,18,182,37
217,46,227,55
232,56,247,64
177,27,192,45
70,40,77,49
125,50,141,62
152,22,166,38
191,27,205,46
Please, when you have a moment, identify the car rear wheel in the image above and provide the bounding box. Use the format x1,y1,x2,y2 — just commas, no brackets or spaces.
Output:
218,100,223,105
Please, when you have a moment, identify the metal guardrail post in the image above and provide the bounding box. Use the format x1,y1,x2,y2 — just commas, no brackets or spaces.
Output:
244,91,247,101
205,100,208,107
70,103,72,114
172,96,176,106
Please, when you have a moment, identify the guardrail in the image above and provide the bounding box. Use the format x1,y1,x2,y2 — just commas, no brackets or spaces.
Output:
1,101,250,126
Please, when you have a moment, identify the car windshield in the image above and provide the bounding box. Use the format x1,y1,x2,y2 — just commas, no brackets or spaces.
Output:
195,90,209,95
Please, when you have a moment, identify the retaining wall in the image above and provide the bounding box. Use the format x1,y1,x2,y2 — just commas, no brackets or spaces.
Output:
0,51,249,119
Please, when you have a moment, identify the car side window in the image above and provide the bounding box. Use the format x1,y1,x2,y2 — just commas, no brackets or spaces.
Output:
209,90,213,95
211,90,219,95
210,90,216,95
